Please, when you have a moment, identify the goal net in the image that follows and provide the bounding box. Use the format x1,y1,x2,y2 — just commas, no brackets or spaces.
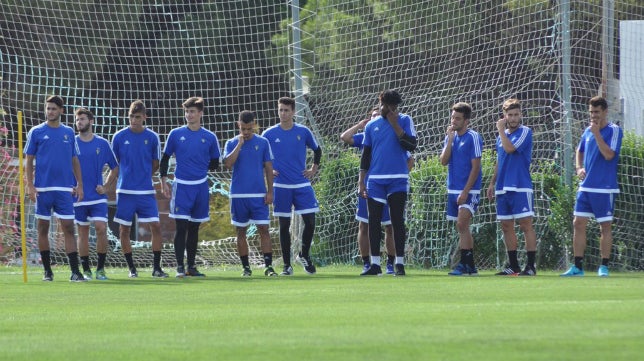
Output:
1,1,643,271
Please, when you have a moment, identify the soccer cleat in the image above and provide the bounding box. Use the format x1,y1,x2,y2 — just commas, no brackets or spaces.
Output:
280,265,293,276
597,265,609,277
448,263,468,276
264,266,278,277
394,264,406,276
152,269,169,278
296,254,317,274
519,266,537,276
186,267,206,277
360,264,382,276
128,268,138,278
42,270,54,282
560,265,584,277
385,263,395,275
83,270,93,281
362,262,371,274
495,265,520,276
95,269,108,280
70,271,87,282
176,266,186,278
466,264,479,276
242,266,253,277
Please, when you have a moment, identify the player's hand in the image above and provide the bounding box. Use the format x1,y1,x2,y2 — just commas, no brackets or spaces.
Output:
457,190,468,205
96,185,105,195
358,183,367,199
160,181,170,198
264,192,273,205
26,184,37,202
358,118,370,129
589,121,601,136
576,167,586,181
74,186,84,203
496,118,506,133
237,134,245,146
273,169,279,178
385,109,399,126
303,164,318,179
486,184,495,201
446,125,455,139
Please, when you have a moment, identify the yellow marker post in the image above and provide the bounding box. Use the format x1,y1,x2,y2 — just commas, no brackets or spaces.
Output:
18,111,27,282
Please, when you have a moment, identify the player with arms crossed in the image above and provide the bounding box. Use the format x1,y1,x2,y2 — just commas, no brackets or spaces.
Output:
73,107,119,280
224,111,276,277
487,99,537,276
561,96,623,277
261,97,321,276
111,100,167,278
440,102,483,276
358,90,417,276
160,97,220,278
24,95,86,282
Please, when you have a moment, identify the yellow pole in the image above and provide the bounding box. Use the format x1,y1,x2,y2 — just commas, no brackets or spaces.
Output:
18,111,27,283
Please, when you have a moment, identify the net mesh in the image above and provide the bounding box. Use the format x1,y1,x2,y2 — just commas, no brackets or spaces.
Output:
1,1,643,271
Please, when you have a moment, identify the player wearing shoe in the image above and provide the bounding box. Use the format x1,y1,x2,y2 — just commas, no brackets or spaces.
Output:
111,100,167,278
486,99,537,277
358,90,417,276
561,96,623,277
261,97,321,275
73,108,119,281
24,95,86,282
341,106,414,275
224,111,276,277
160,97,220,278
440,102,482,276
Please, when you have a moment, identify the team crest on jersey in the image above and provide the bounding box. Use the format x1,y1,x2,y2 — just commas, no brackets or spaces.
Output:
297,135,301,141
255,145,259,151
124,140,130,145
180,136,186,142
144,139,148,145
96,147,100,155
201,138,205,143
275,138,281,143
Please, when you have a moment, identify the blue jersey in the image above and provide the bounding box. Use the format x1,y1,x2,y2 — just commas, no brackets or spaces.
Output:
24,122,79,192
577,122,622,193
224,135,273,197
163,126,220,183
363,113,416,180
261,123,319,187
444,129,483,194
494,125,533,194
75,135,118,204
111,127,160,194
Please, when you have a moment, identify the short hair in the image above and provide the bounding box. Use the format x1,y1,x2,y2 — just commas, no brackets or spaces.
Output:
451,102,472,120
379,90,402,107
278,97,295,110
74,107,94,120
129,100,147,115
502,98,521,112
238,110,256,124
589,96,608,110
182,97,204,111
45,95,64,108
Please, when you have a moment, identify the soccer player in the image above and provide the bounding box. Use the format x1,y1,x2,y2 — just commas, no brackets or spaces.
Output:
73,107,119,281
223,111,276,277
261,97,321,275
486,99,537,276
160,97,220,278
358,90,417,276
561,96,623,277
111,100,167,278
24,95,86,282
340,106,414,275
439,102,483,276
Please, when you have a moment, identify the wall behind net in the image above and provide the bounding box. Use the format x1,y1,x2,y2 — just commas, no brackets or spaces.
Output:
1,1,643,270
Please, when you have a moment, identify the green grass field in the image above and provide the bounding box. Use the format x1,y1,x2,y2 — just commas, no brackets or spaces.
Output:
1,265,643,361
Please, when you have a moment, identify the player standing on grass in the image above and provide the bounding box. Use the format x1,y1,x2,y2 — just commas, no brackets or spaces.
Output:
24,95,86,282
111,100,168,278
440,102,483,276
73,107,119,281
261,97,321,276
358,90,417,276
561,96,623,277
341,106,414,275
160,97,220,278
486,99,537,276
224,111,277,277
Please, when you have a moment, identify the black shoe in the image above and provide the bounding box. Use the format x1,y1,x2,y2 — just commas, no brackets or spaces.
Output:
280,265,293,276
264,266,278,277
176,266,186,278
296,254,317,274
518,266,537,276
43,270,53,282
186,267,206,277
360,264,382,276
152,269,169,278
394,264,406,276
242,266,252,277
70,271,87,282
495,265,520,276
128,268,138,278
